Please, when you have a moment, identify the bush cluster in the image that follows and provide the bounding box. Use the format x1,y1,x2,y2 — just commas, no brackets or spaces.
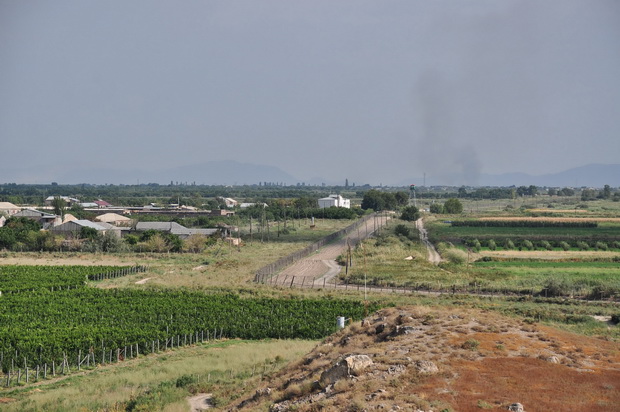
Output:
451,220,598,228
464,238,619,251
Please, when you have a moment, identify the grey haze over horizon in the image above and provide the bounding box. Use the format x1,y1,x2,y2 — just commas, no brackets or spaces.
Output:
1,1,619,186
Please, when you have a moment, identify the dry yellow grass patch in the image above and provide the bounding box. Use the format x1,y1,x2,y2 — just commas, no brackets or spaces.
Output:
526,209,590,214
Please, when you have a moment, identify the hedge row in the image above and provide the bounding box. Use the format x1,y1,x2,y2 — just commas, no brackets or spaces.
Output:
451,220,598,228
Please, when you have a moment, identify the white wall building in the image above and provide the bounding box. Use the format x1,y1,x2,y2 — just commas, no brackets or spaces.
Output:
318,195,351,209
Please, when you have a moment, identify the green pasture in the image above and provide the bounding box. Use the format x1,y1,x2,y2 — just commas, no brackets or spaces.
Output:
469,259,620,294
342,220,620,298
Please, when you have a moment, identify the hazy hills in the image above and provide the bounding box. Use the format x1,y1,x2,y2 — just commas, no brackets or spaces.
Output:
400,163,620,188
1,162,617,187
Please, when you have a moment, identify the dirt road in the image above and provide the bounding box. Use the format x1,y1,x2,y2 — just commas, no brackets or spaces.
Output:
416,218,442,264
269,214,391,286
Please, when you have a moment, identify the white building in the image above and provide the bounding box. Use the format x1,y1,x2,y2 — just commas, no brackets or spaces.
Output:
318,195,350,209
216,197,238,208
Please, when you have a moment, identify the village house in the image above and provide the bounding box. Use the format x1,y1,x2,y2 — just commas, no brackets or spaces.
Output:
50,219,121,238
12,208,61,228
134,222,219,239
0,202,21,216
217,197,238,208
95,212,134,227
45,196,80,206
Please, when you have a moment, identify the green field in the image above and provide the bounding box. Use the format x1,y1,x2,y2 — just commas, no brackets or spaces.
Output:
0,278,374,374
428,220,620,242
341,219,620,299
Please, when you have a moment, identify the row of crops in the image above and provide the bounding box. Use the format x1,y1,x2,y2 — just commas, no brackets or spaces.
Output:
451,220,599,228
464,238,620,251
0,265,146,294
0,266,375,375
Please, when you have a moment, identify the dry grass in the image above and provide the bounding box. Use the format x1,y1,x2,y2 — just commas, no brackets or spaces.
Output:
526,209,590,214
230,306,620,412
0,339,317,412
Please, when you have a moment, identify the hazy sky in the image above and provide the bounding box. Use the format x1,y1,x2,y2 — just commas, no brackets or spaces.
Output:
1,0,619,185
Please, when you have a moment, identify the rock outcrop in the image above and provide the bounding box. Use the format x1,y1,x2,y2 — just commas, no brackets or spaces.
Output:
319,354,374,386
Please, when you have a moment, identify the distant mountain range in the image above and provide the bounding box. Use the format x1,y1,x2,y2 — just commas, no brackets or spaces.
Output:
1,162,618,188
477,164,619,187
398,164,620,188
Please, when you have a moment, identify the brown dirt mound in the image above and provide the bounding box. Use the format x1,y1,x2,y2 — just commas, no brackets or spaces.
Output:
229,306,620,411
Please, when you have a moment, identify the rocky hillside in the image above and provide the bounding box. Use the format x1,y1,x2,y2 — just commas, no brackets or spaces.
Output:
229,306,620,411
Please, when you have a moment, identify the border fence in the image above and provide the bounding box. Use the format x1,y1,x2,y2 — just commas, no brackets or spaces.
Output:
254,213,380,283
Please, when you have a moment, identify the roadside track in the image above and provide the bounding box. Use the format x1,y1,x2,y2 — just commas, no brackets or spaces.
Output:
269,214,391,286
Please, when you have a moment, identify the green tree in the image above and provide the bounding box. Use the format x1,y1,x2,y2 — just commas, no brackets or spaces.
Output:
603,184,611,199
581,189,598,201
429,203,443,214
443,198,463,214
79,226,99,240
51,196,67,217
361,190,385,211
400,206,420,222
394,191,409,206
0,227,17,250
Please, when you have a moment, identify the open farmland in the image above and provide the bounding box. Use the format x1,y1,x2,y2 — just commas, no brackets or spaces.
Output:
1,204,619,410
0,265,375,386
428,218,620,245
340,215,620,299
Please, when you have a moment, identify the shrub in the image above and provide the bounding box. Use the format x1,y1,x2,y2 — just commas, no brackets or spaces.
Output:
595,241,608,251
443,198,463,214
176,374,197,388
471,239,481,252
542,278,572,297
588,285,620,300
442,247,468,264
612,241,620,249
540,240,552,251
394,224,410,238
430,203,443,214
461,339,480,351
504,239,515,250
400,206,420,222
521,240,533,250
577,241,589,251
487,239,497,251
559,241,570,251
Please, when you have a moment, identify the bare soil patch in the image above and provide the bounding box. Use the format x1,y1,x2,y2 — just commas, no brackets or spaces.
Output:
0,253,133,266
188,393,213,411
